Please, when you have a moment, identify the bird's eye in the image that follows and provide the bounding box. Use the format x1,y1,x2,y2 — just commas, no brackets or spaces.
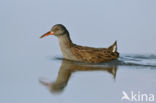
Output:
55,27,59,31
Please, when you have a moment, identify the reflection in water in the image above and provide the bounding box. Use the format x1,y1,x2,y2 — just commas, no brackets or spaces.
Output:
39,59,118,94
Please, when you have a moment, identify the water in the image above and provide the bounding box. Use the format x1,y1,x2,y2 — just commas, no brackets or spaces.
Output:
52,54,156,93
38,55,156,102
1,53,156,103
0,0,156,103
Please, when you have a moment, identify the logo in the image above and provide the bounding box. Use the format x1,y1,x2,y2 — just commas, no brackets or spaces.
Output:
121,91,155,102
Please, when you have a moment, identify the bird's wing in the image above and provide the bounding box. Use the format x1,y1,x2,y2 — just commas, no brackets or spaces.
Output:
71,45,114,63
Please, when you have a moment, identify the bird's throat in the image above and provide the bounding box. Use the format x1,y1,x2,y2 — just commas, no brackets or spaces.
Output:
57,33,73,48
57,33,76,60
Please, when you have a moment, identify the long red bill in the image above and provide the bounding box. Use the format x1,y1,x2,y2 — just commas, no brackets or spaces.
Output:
40,31,54,38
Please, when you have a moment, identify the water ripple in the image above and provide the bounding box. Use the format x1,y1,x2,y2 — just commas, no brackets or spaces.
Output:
53,54,156,68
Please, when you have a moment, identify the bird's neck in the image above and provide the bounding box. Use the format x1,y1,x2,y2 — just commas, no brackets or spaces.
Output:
57,33,73,48
57,33,76,59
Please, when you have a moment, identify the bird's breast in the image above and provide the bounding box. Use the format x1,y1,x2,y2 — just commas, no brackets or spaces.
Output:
58,38,77,61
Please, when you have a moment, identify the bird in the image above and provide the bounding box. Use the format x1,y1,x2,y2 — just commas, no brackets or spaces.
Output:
40,24,119,63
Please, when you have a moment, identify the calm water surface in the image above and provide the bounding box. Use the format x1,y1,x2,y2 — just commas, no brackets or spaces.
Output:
0,0,156,103
1,51,156,103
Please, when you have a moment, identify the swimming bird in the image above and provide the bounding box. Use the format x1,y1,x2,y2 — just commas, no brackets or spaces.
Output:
40,24,119,63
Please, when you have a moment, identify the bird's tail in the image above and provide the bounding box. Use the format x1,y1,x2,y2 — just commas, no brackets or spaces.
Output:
108,41,117,53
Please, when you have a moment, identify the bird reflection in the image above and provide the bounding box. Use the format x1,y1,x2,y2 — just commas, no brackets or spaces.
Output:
39,59,118,94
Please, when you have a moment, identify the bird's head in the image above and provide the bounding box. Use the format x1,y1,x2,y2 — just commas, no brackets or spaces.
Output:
40,24,68,38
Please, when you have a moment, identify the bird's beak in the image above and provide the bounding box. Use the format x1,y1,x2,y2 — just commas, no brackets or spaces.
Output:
40,31,54,38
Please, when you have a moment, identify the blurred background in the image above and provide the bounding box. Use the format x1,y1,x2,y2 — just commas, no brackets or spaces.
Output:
1,0,156,55
0,0,156,103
